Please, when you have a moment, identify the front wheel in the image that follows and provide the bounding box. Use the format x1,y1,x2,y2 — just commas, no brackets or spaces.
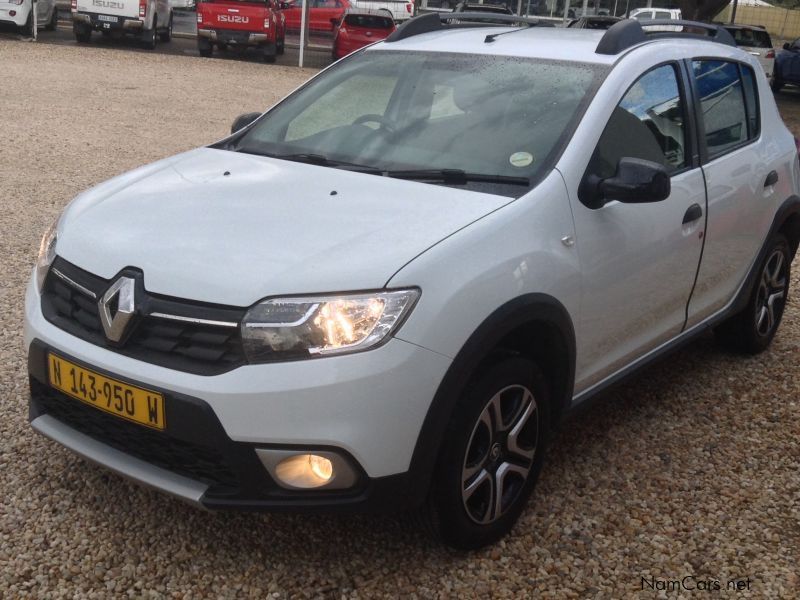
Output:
421,357,550,549
715,233,791,354
262,43,277,63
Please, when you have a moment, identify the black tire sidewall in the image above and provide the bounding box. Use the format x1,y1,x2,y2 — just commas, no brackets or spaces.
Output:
746,234,791,351
430,357,550,550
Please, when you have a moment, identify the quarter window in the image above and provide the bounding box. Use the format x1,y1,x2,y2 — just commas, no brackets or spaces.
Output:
586,64,687,180
693,60,753,157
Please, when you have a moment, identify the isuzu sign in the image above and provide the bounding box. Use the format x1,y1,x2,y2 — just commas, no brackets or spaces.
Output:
92,0,125,8
219,15,250,23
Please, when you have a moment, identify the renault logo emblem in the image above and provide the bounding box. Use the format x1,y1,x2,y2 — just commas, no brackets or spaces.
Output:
98,276,136,342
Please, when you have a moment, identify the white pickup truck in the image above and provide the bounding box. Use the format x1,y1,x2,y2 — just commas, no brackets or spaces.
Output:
349,0,413,22
71,0,173,48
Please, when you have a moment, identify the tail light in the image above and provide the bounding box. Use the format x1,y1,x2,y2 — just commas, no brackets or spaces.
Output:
139,0,146,18
406,2,412,13
197,12,202,23
264,18,270,28
71,0,77,9
766,49,775,59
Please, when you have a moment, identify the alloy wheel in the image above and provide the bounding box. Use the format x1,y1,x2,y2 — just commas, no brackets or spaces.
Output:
461,384,538,524
755,248,787,337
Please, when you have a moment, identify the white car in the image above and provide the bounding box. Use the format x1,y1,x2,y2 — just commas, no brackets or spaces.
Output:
348,0,413,22
0,0,58,34
71,0,172,48
630,7,681,31
26,15,800,549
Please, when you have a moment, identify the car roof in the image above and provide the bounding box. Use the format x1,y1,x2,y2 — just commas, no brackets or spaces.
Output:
372,25,736,65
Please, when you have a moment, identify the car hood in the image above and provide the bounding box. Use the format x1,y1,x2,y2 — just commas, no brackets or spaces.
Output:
56,148,510,306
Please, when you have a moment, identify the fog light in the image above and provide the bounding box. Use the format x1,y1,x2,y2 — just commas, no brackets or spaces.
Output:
275,454,335,489
256,448,359,491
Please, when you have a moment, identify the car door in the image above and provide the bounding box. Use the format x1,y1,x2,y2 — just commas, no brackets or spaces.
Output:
779,39,800,84
36,0,51,25
569,63,706,393
685,60,772,327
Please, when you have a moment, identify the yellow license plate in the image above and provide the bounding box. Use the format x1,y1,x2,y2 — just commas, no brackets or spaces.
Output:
48,354,166,431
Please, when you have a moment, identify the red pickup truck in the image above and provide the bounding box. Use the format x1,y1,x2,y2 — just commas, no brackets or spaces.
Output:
197,0,286,63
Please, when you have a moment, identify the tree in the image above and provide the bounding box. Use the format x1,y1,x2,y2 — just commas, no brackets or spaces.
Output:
675,0,732,21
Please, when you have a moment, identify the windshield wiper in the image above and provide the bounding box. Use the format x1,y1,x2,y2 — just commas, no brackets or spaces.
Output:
238,149,381,174
385,169,530,186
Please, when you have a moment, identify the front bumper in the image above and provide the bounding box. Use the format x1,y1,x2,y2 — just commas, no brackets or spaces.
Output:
25,273,451,510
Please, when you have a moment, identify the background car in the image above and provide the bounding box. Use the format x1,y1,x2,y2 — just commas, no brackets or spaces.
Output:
332,10,395,60
348,0,413,23
567,15,620,29
279,0,351,33
0,0,57,35
770,38,800,93
724,24,774,79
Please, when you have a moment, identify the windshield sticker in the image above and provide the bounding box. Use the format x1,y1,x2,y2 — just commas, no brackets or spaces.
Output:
509,152,534,168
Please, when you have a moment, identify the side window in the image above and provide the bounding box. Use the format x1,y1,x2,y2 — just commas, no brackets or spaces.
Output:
693,60,749,157
587,64,687,180
655,11,672,18
740,65,761,139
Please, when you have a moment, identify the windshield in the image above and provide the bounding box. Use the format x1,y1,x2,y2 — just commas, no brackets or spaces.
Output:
233,51,603,195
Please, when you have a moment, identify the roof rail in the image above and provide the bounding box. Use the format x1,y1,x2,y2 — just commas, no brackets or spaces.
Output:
385,12,553,44
596,18,737,55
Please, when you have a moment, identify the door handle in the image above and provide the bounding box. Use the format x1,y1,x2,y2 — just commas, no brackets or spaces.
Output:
682,203,703,224
764,170,779,187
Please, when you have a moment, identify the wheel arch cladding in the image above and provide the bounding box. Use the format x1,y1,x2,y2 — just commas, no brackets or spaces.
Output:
404,293,576,508
778,199,800,259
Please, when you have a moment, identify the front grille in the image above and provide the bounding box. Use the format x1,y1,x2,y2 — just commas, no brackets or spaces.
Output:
41,258,247,375
32,379,240,490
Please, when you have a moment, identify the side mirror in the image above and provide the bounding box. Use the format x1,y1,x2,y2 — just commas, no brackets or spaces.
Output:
581,157,670,209
784,42,791,50
231,112,262,134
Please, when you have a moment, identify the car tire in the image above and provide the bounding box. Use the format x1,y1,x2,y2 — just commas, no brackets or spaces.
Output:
277,37,285,55
74,24,91,43
715,233,791,354
159,12,172,42
263,44,277,63
141,15,157,50
420,356,550,549
46,7,58,31
198,38,212,57
20,11,33,36
771,74,784,93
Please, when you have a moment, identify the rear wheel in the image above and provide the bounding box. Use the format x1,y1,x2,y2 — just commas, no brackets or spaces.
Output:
141,15,157,49
276,36,285,55
715,233,791,354
262,43,277,63
421,357,550,549
770,72,784,93
46,7,58,31
20,11,33,36
159,12,172,42
198,38,212,57
74,24,91,43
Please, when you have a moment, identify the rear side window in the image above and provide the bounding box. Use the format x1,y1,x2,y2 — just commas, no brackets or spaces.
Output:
586,63,687,180
727,28,773,49
693,60,759,158
741,66,760,138
655,11,672,18
344,15,394,28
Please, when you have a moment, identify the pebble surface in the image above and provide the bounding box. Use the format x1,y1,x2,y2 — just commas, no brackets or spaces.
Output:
1,41,799,598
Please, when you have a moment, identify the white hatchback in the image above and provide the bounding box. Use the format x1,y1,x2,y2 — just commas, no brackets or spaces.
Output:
26,15,800,548
0,0,57,34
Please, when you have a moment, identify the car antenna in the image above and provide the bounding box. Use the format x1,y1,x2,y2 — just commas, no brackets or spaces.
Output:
485,26,532,44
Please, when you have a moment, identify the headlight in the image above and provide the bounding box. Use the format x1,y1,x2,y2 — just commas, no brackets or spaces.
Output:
35,219,58,293
242,289,419,362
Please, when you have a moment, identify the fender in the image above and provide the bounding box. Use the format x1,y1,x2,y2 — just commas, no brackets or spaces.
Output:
401,293,576,508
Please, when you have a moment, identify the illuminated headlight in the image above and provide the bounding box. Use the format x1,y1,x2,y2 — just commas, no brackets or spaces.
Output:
35,219,58,293
242,289,419,362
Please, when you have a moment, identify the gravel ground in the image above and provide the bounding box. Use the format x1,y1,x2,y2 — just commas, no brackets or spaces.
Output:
1,41,799,598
